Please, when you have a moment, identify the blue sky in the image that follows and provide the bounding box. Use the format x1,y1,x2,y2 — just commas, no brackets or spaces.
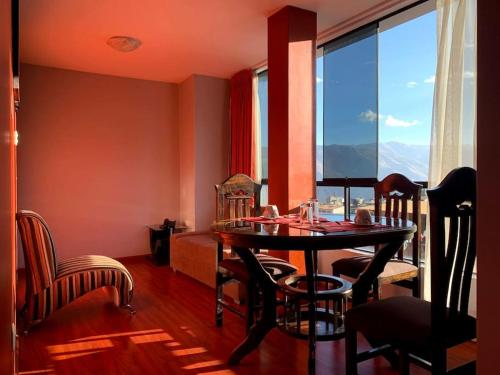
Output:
317,10,437,146
260,8,437,177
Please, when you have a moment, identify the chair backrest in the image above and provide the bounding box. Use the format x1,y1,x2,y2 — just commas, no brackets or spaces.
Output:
374,173,422,263
16,210,58,295
427,167,476,323
215,174,261,221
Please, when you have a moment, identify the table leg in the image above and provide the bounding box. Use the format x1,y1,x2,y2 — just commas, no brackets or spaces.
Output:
352,241,405,306
227,246,278,366
304,250,318,374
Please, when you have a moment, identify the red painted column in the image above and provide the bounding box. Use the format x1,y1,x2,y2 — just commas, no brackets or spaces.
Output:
268,6,316,267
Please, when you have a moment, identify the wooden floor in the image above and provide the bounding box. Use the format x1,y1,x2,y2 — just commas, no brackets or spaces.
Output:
17,257,476,375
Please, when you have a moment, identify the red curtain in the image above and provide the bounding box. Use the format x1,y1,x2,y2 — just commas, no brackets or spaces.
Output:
229,69,254,178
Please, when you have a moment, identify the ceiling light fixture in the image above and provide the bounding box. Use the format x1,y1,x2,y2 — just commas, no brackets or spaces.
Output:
106,36,142,52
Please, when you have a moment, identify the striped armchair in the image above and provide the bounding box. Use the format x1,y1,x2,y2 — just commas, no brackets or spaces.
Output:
17,210,135,331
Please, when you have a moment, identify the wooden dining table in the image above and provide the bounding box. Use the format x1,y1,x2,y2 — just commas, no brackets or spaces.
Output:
211,215,416,374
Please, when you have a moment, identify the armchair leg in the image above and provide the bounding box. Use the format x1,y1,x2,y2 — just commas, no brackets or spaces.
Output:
23,322,33,336
345,328,358,375
121,304,136,315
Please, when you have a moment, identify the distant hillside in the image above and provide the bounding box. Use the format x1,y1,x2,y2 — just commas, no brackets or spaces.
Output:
321,143,377,178
316,141,429,182
263,141,429,184
379,142,429,181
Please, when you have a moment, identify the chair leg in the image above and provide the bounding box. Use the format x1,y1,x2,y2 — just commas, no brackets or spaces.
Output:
373,279,381,300
399,350,410,375
215,273,224,327
431,349,447,375
412,276,420,298
345,328,358,375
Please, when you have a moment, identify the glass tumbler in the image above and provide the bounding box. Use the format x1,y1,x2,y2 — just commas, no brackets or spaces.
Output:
308,198,319,223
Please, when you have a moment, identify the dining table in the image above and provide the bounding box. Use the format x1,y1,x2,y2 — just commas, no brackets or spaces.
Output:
211,214,416,374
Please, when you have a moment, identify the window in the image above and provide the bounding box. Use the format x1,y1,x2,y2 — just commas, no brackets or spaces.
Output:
317,3,436,259
317,3,436,213
257,70,268,205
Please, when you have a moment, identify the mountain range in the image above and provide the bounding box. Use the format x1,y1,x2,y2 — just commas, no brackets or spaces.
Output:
317,141,429,182
262,142,429,202
262,141,429,183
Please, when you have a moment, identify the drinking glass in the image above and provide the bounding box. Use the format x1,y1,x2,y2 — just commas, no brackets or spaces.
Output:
308,198,319,223
300,202,313,224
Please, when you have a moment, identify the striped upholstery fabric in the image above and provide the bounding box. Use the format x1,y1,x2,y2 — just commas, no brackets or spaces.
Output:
17,210,58,295
16,211,134,325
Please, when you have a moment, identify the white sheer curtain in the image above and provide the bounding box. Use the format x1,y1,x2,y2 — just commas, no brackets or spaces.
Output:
424,0,476,301
252,72,262,184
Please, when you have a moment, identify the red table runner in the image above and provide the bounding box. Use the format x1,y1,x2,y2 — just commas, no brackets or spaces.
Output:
241,216,386,233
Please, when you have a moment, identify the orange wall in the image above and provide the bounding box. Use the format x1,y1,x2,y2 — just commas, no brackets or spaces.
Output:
179,76,196,228
0,0,16,372
194,75,230,230
17,64,180,261
178,75,229,230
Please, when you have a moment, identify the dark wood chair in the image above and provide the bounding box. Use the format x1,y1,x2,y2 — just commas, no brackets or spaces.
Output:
332,173,422,298
215,173,298,331
344,167,476,375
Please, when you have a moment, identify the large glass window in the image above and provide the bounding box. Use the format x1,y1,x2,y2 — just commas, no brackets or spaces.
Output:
257,70,268,204
317,3,436,209
378,9,436,181
323,24,378,179
317,3,436,259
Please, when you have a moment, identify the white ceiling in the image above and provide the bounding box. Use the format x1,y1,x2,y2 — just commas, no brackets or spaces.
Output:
20,0,414,83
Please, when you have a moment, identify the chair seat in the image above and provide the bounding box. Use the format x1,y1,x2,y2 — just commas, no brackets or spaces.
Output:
220,254,298,282
332,255,418,282
57,255,132,279
346,296,476,355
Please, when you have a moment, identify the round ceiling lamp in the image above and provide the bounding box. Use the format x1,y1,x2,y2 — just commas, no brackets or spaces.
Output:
106,36,142,52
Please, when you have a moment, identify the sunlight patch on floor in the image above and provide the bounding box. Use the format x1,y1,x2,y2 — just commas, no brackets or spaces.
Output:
18,369,55,375
46,339,113,354
71,329,164,342
182,359,224,370
129,332,173,344
196,370,236,375
52,350,106,361
171,347,208,357
165,341,182,347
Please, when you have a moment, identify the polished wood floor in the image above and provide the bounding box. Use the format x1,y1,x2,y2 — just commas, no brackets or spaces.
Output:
17,256,475,374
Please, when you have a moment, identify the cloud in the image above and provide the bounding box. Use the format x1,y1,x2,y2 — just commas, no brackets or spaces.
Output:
406,81,418,88
424,75,435,84
385,115,419,128
359,109,378,122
